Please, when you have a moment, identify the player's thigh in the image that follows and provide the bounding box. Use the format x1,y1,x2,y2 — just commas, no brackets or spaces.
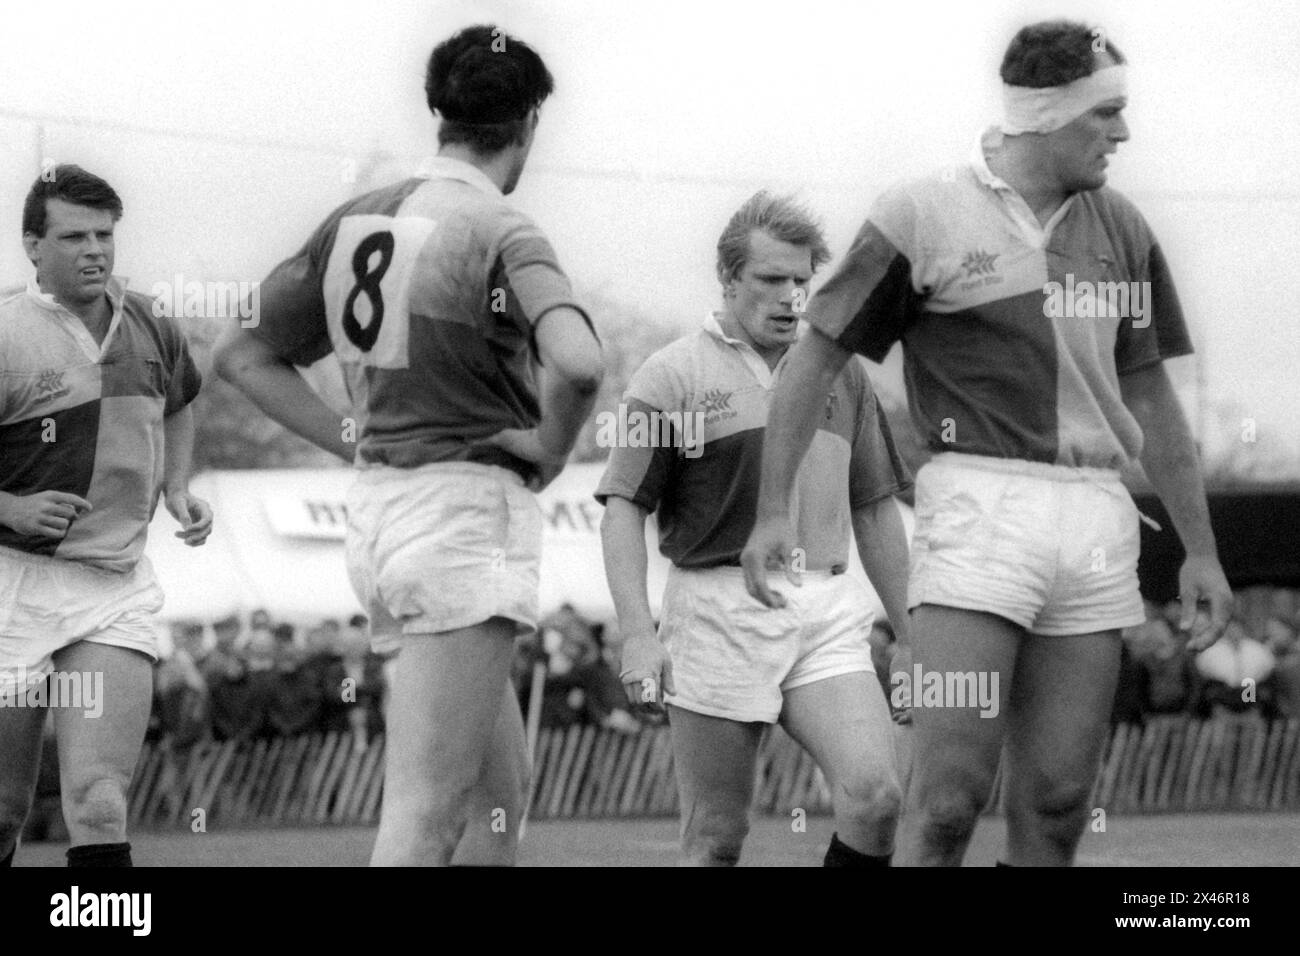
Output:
1004,630,1121,798
50,642,153,792
383,616,517,795
907,605,1020,788
0,703,48,815
779,671,895,790
476,678,529,803
668,705,764,812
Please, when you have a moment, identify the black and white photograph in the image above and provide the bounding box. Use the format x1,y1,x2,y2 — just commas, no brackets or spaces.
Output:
0,0,1295,923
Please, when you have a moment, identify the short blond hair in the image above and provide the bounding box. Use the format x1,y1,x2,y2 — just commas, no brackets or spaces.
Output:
716,191,831,284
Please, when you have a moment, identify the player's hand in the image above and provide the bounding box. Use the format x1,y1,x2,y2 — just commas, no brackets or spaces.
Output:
620,632,674,717
0,490,92,538
1176,554,1233,652
740,512,801,609
483,428,568,491
888,643,914,725
166,490,213,547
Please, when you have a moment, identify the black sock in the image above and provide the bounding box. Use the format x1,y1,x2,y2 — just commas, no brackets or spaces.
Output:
1,844,13,867
67,842,133,868
996,860,1015,867
823,833,891,868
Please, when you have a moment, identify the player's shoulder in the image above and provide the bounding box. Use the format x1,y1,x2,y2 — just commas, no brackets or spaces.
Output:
121,288,189,345
0,284,27,318
1080,185,1158,247
627,330,708,397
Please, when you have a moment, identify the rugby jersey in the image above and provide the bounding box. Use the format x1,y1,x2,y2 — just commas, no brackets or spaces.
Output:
595,313,911,570
0,278,201,571
252,156,591,482
806,128,1194,470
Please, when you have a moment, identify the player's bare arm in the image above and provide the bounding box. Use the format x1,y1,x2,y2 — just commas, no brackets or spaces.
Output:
0,490,92,538
600,495,673,713
162,405,213,547
487,304,604,488
213,322,355,461
741,325,852,607
1119,361,1232,648
851,497,911,646
852,495,914,717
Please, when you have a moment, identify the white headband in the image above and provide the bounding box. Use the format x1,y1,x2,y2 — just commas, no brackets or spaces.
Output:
1001,65,1128,135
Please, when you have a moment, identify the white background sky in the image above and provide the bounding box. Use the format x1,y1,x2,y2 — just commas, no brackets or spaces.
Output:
3,0,1298,472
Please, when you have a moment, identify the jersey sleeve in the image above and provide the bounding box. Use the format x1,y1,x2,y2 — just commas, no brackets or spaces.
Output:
497,212,594,337
846,362,913,509
805,186,922,363
250,215,340,367
594,347,687,512
159,315,203,415
1113,212,1195,375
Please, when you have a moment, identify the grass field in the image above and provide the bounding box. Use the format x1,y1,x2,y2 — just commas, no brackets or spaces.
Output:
13,813,1299,866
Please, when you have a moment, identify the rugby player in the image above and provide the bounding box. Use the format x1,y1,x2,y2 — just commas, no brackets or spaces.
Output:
0,165,211,867
215,25,603,866
599,192,912,866
742,21,1233,866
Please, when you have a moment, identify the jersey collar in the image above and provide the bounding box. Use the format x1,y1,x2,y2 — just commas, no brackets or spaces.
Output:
25,275,126,359
971,127,1076,246
702,311,793,388
415,156,504,197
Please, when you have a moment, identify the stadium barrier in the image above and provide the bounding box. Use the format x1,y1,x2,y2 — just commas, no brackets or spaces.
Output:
120,714,1300,829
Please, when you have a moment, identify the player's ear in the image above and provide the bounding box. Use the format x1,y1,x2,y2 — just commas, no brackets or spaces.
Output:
22,232,39,267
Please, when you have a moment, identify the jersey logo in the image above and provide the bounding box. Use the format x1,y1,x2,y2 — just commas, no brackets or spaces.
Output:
34,369,70,404
961,249,1000,278
699,389,733,415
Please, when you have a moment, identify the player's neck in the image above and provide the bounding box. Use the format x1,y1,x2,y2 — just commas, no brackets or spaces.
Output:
41,281,112,341
437,144,516,194
987,141,1069,226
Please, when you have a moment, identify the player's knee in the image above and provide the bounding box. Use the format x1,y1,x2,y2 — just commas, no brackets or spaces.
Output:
1028,781,1092,842
682,804,749,866
835,773,903,834
919,784,987,846
65,775,128,836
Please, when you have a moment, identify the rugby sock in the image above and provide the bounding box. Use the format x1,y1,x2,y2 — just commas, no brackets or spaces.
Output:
823,833,891,868
996,860,1015,867
67,842,133,868
1,844,13,867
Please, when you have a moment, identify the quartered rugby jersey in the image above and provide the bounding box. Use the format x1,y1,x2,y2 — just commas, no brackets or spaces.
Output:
595,313,911,570
806,129,1194,470
0,278,201,572
252,156,590,482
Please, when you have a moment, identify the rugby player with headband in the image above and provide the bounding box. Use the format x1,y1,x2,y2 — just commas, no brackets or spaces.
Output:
743,20,1232,866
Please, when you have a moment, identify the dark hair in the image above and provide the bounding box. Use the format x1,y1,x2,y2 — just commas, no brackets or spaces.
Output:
1000,20,1126,88
426,24,554,155
22,164,123,238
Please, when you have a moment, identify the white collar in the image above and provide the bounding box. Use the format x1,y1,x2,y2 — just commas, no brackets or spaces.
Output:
25,275,126,313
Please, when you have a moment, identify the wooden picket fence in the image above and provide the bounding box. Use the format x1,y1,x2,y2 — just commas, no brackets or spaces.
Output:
124,714,1300,829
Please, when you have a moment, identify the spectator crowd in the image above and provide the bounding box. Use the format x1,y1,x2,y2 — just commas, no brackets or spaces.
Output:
152,588,1300,748
149,603,650,748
